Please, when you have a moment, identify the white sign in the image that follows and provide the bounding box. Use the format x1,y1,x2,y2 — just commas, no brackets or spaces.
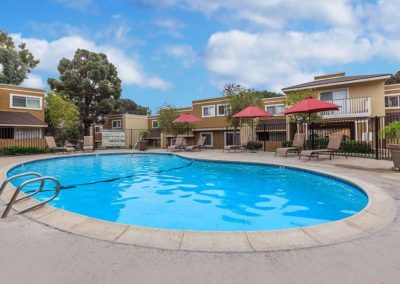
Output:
102,130,125,147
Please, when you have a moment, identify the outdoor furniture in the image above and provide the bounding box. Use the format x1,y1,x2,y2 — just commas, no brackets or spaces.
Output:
167,137,186,152
223,144,243,152
186,136,206,151
275,133,306,157
83,136,94,152
45,136,75,154
299,133,347,160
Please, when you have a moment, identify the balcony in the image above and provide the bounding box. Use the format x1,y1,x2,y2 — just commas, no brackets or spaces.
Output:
321,97,371,118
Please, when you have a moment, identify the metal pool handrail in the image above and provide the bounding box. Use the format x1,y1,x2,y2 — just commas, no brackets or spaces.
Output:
1,173,60,218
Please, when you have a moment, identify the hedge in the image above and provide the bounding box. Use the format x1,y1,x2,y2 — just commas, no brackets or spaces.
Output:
0,146,48,156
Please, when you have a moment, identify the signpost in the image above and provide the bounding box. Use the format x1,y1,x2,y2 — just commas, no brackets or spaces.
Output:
101,130,125,148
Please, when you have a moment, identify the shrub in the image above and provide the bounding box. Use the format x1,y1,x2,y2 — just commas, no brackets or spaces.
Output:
246,141,263,150
282,141,292,147
0,146,48,156
341,140,372,154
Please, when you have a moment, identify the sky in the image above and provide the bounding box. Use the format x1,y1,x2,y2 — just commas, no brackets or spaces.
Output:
1,0,399,113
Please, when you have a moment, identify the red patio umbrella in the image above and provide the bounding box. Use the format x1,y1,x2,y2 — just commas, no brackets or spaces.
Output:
172,113,203,140
284,97,340,149
233,105,273,152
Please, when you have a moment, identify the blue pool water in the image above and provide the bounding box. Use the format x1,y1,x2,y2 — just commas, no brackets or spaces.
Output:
8,154,368,231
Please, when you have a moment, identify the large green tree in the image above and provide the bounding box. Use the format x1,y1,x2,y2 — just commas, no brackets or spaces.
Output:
113,98,149,115
285,89,321,122
386,71,400,85
0,30,39,85
45,92,80,130
48,49,122,129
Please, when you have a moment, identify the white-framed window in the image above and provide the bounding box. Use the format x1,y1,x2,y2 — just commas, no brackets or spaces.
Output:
265,104,285,116
10,94,42,110
152,120,159,128
200,132,213,147
319,89,348,101
202,105,215,117
224,131,240,146
385,94,400,108
217,104,229,116
112,119,122,129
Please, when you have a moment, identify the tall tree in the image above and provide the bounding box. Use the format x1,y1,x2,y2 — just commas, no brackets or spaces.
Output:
156,104,186,136
222,83,264,129
285,89,321,122
386,71,400,85
113,98,149,115
0,30,39,85
48,49,122,129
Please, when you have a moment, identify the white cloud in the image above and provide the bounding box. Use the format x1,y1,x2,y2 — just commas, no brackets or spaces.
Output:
22,73,46,89
163,44,197,68
154,18,185,38
54,0,97,12
205,29,383,90
11,34,172,90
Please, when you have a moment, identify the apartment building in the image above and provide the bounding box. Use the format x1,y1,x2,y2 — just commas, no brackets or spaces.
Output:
0,83,47,147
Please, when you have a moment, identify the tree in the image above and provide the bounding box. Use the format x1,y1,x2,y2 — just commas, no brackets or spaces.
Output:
285,89,321,122
45,92,80,130
48,49,122,129
0,30,39,85
113,98,149,115
386,71,400,85
222,83,264,129
156,104,186,136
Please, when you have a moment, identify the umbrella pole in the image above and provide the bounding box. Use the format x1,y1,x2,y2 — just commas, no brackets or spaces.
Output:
309,112,315,150
251,118,255,153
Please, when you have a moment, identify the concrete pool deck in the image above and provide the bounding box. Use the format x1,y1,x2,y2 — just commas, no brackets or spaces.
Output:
0,150,400,283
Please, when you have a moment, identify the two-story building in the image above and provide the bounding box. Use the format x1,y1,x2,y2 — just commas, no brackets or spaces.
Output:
0,83,47,148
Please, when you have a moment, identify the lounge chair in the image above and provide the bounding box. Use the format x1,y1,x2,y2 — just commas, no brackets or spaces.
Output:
186,136,206,151
299,133,347,160
275,133,305,157
45,136,75,154
83,136,94,152
167,137,186,152
223,144,243,152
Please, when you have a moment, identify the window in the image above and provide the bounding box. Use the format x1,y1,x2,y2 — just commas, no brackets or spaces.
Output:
152,120,159,128
95,126,103,133
0,127,14,139
385,94,400,108
14,128,42,140
266,104,284,115
200,132,213,147
319,89,348,101
10,94,41,109
217,104,229,116
202,105,215,117
224,131,240,146
112,120,122,129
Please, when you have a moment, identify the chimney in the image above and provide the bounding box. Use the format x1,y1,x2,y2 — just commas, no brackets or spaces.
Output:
314,72,346,81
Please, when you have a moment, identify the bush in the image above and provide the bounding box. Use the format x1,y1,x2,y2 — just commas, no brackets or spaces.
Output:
341,140,372,154
0,146,47,156
282,141,292,147
246,141,263,150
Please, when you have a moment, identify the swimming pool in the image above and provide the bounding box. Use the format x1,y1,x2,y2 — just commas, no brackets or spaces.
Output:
8,153,368,231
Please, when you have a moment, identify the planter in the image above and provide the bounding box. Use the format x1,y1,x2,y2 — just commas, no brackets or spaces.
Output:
138,140,148,151
387,144,400,170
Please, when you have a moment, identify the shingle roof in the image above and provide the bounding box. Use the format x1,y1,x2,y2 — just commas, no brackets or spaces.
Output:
0,111,47,127
282,74,391,92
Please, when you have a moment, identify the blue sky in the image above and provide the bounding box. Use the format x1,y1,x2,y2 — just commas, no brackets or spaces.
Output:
1,0,399,113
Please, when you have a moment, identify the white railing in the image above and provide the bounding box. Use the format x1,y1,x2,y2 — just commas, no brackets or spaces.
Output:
321,97,371,118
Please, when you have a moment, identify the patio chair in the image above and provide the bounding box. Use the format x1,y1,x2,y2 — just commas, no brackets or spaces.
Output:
299,133,347,160
275,133,306,157
186,136,207,151
167,137,186,152
223,144,243,153
45,136,75,154
83,136,94,152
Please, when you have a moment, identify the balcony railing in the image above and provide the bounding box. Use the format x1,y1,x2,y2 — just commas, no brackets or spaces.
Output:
321,97,371,118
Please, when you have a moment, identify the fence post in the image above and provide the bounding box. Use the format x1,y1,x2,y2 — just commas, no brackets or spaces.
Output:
92,124,96,150
263,124,266,152
374,116,380,160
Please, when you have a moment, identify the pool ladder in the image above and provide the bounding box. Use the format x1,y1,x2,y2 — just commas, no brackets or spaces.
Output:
0,172,60,218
